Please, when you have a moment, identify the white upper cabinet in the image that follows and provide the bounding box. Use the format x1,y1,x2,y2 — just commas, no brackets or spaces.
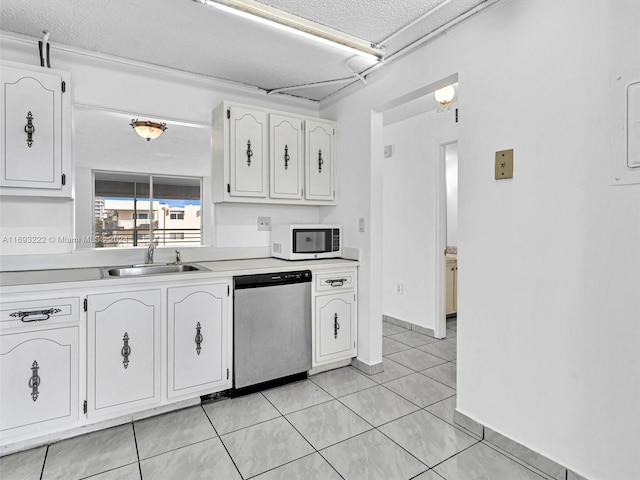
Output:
270,113,303,199
0,62,71,197
213,101,337,205
305,119,336,202
228,105,268,198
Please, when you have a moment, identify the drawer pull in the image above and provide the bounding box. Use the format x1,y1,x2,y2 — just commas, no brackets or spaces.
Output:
28,360,40,402
195,322,203,355
10,308,61,322
121,332,131,369
334,313,340,339
324,278,347,287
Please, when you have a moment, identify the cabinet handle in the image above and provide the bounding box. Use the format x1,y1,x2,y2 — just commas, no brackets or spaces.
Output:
121,332,131,369
246,140,253,166
324,278,347,287
195,322,203,355
318,149,323,173
10,307,61,322
334,313,340,339
28,360,40,402
24,111,35,148
284,145,290,170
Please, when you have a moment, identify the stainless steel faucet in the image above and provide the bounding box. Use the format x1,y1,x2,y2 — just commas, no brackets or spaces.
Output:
175,249,181,264
146,242,155,264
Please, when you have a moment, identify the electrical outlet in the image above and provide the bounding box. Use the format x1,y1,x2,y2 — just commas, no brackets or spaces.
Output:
258,216,271,231
397,283,404,295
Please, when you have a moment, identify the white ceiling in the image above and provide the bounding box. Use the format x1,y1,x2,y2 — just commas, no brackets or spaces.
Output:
0,0,495,102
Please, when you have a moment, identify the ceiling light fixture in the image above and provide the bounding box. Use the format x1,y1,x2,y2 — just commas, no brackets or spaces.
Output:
434,85,456,112
192,0,384,61
130,119,167,141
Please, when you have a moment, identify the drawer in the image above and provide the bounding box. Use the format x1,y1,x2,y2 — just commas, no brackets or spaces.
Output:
0,297,80,330
315,270,356,292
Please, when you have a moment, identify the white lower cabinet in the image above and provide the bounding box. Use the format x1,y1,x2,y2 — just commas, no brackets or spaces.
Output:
312,269,357,367
315,293,356,364
0,326,79,438
87,289,161,418
167,283,231,398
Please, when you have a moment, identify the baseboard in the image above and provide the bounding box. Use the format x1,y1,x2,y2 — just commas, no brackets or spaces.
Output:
454,409,590,480
350,357,384,375
383,315,435,338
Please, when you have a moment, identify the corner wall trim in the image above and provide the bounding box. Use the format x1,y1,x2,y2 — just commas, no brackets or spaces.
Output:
383,315,436,338
351,358,384,375
454,409,591,480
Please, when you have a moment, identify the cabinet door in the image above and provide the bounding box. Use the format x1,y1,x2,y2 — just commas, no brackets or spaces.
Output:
305,119,335,201
0,327,78,437
167,284,230,398
445,264,456,315
0,65,62,190
270,114,303,199
315,292,356,364
229,105,267,197
87,290,161,418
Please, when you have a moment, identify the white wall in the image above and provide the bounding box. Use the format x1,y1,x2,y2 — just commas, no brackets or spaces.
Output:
0,34,322,268
321,0,640,478
382,111,456,330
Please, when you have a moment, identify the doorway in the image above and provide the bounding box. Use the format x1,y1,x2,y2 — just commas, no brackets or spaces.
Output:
442,141,458,337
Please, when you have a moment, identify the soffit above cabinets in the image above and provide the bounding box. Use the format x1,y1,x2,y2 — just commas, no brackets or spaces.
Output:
0,0,498,102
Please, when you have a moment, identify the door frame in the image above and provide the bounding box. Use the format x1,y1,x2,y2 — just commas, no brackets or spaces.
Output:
434,138,458,339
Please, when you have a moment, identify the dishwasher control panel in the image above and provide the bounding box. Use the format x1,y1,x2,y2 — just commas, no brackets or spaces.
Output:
234,270,312,289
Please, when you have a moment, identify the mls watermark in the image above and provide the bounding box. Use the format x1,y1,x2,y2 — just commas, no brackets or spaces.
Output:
1,235,129,245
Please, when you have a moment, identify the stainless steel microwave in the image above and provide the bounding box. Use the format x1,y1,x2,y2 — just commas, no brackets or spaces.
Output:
271,224,342,260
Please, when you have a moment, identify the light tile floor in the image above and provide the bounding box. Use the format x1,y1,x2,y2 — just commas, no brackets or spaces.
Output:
1,317,554,480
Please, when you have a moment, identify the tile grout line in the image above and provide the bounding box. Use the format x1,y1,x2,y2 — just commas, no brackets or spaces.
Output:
480,439,558,480
200,404,246,480
39,445,49,480
257,391,346,480
131,421,143,480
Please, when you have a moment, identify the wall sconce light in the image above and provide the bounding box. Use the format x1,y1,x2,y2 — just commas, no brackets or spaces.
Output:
434,85,456,112
130,119,167,141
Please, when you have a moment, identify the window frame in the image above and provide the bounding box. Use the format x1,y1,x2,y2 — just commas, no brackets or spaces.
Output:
92,171,203,249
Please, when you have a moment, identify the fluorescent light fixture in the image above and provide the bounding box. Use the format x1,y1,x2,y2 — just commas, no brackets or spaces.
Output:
193,0,384,61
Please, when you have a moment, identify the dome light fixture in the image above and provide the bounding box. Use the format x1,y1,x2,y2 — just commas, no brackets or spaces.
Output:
434,85,456,112
130,119,167,141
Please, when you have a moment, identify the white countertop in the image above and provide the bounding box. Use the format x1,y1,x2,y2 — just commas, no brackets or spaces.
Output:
0,257,358,289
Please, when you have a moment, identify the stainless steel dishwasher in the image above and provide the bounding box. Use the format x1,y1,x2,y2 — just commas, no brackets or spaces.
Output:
233,270,312,389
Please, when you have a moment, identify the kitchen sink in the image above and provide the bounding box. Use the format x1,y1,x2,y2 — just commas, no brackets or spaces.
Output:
103,264,202,277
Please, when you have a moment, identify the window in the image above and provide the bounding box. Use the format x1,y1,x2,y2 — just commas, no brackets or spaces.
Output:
94,172,202,248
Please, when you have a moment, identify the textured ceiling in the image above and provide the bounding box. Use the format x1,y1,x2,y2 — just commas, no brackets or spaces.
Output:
0,0,495,102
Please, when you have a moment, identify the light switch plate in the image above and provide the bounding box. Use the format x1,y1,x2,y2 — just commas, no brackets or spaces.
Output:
495,149,514,179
